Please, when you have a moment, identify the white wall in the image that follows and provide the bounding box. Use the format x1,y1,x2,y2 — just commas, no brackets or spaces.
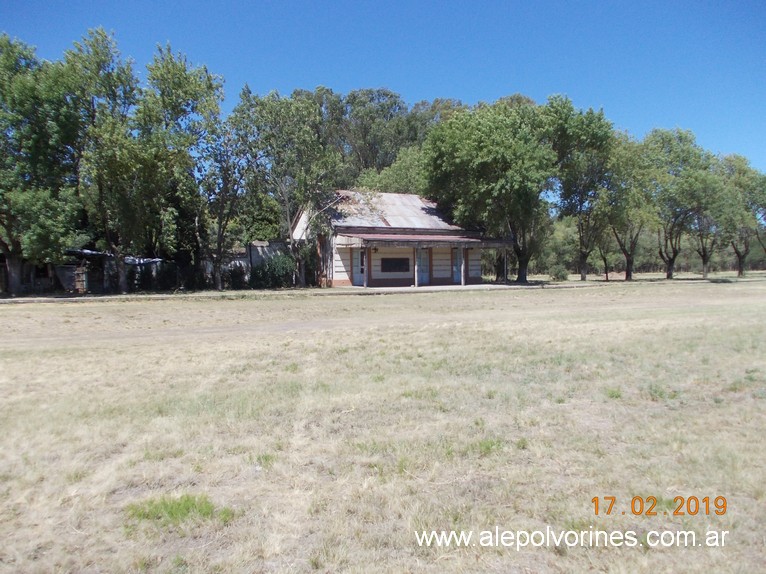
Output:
371,247,414,280
333,247,350,282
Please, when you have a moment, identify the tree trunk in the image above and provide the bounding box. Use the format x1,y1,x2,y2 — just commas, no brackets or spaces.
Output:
5,254,23,296
735,253,746,277
624,255,634,281
701,255,710,279
578,252,588,281
600,251,609,282
732,242,749,278
516,254,530,284
665,257,676,279
213,260,223,291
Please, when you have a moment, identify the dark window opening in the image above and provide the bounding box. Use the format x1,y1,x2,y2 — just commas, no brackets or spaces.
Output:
381,257,410,273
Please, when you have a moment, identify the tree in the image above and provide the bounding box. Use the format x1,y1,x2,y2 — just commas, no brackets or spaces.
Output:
717,155,762,276
684,157,726,279
0,35,81,295
755,173,766,255
604,134,657,280
543,95,614,281
424,100,556,283
342,88,410,178
197,108,256,290
238,89,341,285
135,44,223,287
643,128,704,279
65,28,139,293
357,145,428,195
403,98,465,148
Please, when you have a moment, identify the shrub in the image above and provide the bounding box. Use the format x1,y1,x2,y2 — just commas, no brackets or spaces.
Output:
249,253,295,289
228,264,248,290
548,264,569,282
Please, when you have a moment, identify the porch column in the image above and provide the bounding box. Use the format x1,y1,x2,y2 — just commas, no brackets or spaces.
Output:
414,247,419,287
363,246,369,288
461,247,466,286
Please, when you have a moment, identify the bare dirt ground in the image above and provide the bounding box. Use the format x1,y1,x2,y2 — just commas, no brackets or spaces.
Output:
1,277,765,573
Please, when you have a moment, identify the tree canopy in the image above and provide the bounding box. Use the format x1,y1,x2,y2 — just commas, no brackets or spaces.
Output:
1,27,764,294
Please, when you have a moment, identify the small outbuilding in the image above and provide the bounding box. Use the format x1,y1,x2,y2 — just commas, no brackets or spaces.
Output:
296,190,509,288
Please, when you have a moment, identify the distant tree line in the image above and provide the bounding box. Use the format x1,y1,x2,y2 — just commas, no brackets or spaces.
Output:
364,97,766,283
2,29,765,295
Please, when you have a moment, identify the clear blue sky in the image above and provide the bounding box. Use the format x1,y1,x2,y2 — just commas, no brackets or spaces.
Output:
3,0,765,171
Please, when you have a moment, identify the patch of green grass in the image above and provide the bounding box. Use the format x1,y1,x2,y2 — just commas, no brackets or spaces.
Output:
217,506,236,526
125,494,232,528
66,469,89,483
515,437,529,450
285,362,299,373
255,453,276,469
647,383,666,401
143,447,184,462
170,555,189,573
354,440,393,456
401,387,437,400
744,368,762,383
474,438,504,457
132,556,152,571
605,387,622,399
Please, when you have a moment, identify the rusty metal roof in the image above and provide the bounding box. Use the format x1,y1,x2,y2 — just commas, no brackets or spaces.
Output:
330,190,463,231
342,233,482,242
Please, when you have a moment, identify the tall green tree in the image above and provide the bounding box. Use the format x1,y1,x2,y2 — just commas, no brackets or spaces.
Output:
543,95,614,281
403,98,465,147
1,35,81,295
717,155,762,276
197,105,258,290
343,88,410,178
65,28,139,293
755,173,766,255
238,89,341,285
684,156,726,279
135,44,222,287
604,133,657,280
643,128,704,279
357,145,428,195
424,100,556,283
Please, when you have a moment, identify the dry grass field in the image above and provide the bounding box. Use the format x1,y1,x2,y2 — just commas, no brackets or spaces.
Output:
1,278,765,573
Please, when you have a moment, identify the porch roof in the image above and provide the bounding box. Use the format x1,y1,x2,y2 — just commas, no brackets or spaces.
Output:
336,233,510,249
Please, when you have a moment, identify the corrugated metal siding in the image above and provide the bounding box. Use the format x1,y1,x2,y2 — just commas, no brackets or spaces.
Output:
334,248,350,282
469,250,481,278
432,247,451,278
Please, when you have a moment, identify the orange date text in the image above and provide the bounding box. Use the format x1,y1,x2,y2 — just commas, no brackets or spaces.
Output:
591,496,727,516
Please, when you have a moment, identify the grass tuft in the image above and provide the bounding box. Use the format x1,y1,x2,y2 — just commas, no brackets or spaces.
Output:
125,494,232,528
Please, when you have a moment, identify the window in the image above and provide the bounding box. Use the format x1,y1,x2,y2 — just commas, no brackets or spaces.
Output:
381,257,410,273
